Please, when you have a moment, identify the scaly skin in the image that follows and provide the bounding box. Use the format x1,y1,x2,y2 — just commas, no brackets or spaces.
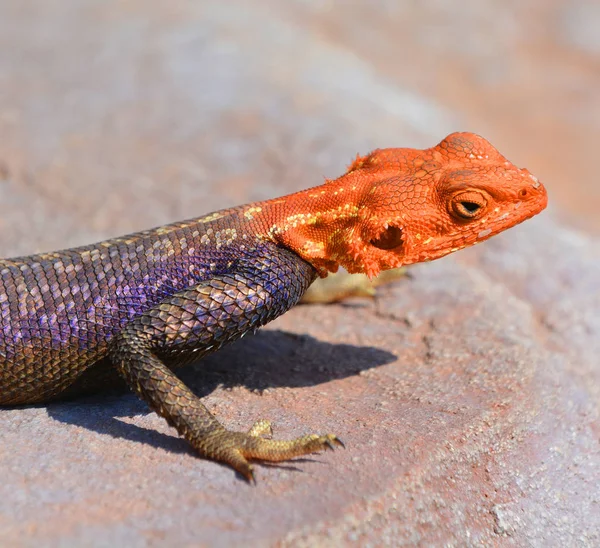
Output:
0,132,547,480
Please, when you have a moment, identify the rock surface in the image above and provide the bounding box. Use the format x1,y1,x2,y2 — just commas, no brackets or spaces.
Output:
0,1,598,546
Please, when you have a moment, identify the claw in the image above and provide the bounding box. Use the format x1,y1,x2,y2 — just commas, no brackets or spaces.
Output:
333,436,345,449
324,435,345,451
324,439,336,451
239,463,256,484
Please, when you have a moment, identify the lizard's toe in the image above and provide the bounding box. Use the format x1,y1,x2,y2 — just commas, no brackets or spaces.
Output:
300,433,344,453
247,419,273,439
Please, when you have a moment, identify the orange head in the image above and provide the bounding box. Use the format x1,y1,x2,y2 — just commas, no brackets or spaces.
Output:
266,132,548,278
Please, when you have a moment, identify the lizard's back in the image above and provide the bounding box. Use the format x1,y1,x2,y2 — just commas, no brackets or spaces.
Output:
0,209,249,405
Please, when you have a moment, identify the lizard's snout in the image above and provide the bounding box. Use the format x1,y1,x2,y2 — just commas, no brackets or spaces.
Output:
518,169,548,213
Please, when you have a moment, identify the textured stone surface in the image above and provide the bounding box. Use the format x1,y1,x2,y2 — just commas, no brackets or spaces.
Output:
0,1,598,546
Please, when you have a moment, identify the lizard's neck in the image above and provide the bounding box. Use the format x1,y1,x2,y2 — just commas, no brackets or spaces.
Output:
249,174,369,277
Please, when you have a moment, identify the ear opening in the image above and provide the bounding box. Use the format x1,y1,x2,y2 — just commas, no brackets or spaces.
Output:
370,225,403,250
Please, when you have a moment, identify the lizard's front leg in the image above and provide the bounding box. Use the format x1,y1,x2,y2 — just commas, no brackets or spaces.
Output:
108,248,342,481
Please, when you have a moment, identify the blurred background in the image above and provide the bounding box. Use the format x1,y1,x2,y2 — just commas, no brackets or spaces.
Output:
0,0,598,258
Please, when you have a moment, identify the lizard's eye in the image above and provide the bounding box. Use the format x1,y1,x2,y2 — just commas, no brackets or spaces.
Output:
449,191,487,220
371,225,403,250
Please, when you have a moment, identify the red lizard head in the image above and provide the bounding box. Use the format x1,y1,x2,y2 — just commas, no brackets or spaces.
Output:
268,132,548,278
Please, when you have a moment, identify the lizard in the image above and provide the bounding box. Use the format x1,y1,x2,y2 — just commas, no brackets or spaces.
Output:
0,132,548,481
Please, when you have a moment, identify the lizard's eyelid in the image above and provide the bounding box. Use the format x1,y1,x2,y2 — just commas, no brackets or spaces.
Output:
449,191,488,220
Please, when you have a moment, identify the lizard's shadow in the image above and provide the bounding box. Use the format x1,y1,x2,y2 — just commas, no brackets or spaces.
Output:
47,330,395,455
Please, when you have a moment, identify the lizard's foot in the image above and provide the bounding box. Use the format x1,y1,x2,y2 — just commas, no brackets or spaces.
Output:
195,424,344,482
300,267,405,304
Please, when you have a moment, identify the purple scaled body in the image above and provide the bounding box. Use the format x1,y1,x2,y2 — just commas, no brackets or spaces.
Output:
0,211,317,405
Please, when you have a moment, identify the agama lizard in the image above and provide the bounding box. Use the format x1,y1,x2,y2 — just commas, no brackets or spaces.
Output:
0,133,547,480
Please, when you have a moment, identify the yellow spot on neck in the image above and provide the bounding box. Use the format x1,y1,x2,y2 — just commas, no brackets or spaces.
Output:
244,206,262,220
